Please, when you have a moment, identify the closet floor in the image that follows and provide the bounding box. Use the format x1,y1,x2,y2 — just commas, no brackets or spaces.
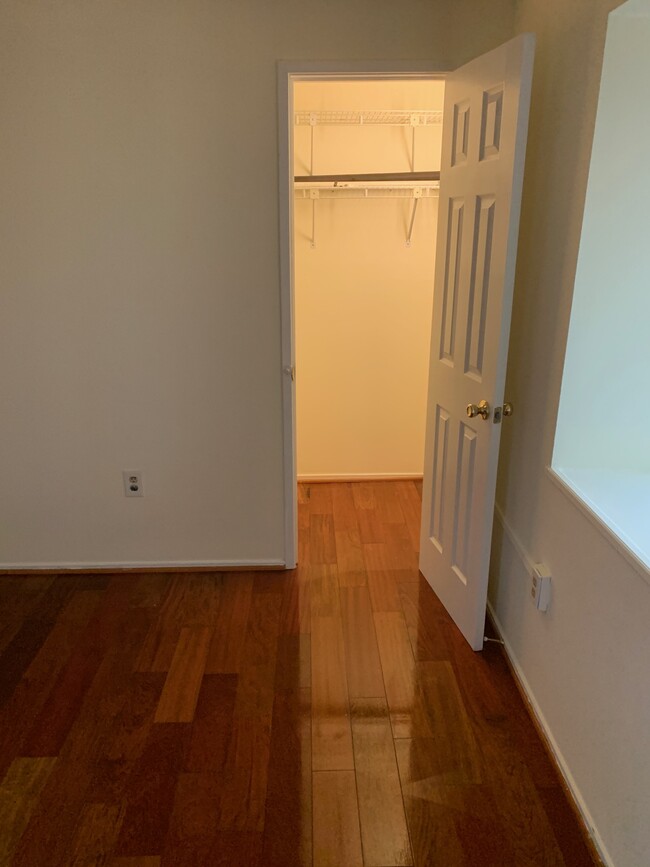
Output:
0,481,599,866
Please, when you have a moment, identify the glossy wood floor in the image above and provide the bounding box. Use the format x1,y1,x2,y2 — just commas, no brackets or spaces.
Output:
0,481,598,866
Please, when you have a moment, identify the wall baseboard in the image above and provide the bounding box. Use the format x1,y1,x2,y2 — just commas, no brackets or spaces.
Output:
490,509,612,867
0,559,286,575
298,473,423,483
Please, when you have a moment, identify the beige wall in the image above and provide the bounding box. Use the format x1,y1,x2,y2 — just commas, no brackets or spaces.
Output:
0,0,515,567
492,2,650,865
294,80,444,478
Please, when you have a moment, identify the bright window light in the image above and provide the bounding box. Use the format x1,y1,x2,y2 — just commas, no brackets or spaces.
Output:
552,0,650,571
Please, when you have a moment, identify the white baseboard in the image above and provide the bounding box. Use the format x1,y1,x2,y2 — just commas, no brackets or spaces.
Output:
491,508,612,867
298,473,423,482
0,558,286,573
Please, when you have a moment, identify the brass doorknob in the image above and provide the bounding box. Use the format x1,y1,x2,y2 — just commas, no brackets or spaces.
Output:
466,400,490,421
503,401,513,417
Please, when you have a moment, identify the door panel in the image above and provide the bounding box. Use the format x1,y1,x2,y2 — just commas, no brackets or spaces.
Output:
419,34,535,650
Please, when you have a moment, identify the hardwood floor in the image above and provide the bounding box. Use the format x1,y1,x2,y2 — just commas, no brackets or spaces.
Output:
0,481,599,866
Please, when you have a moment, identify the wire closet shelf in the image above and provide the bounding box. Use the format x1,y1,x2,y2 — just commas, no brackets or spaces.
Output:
294,110,441,245
294,109,443,126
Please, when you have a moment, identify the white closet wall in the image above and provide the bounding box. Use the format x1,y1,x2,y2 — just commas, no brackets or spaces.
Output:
294,80,445,479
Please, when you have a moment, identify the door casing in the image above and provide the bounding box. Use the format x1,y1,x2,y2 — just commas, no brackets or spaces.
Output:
277,61,448,567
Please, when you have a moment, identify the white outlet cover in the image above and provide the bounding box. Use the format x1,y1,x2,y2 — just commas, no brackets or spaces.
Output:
531,563,551,611
123,470,144,497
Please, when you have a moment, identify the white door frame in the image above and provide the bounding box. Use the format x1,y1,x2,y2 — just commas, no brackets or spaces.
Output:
277,61,448,568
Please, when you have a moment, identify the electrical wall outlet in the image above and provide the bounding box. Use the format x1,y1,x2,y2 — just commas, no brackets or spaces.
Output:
531,563,551,612
123,470,144,497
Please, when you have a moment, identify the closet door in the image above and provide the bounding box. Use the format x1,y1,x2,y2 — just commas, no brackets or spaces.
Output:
419,34,535,650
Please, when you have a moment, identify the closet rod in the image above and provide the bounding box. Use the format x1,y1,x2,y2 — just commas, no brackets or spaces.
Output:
294,171,440,184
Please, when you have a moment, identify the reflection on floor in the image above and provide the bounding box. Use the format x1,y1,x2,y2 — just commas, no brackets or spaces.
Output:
0,481,598,866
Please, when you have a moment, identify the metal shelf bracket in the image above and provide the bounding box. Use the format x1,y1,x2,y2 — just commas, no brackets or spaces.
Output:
310,188,319,248
406,187,423,247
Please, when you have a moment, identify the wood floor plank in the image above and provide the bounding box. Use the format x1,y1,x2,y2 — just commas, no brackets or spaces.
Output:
134,624,182,673
87,673,166,804
205,831,263,866
308,484,334,515
204,573,253,674
21,637,105,757
367,569,403,612
218,714,272,832
351,697,413,866
312,770,363,867
394,743,470,867
356,508,385,543
537,784,600,867
399,579,451,662
416,661,483,785
459,708,567,865
128,573,171,609
110,859,161,867
155,626,212,723
10,759,92,866
311,615,354,771
399,772,518,867
308,563,340,620
448,636,560,789
113,722,191,858
68,802,126,865
298,486,311,536
12,610,151,866
0,618,22,662
297,529,311,570
233,587,282,718
363,540,419,573
25,574,86,623
0,619,79,778
380,518,413,544
0,618,57,705
331,483,359,531
334,529,366,586
156,573,222,628
56,587,104,625
373,611,432,739
273,634,311,692
185,674,237,774
279,571,310,636
375,481,407,524
261,688,312,866
0,756,58,864
0,575,54,623
339,587,385,698
351,482,377,511
161,772,222,865
309,514,337,565
395,480,423,550
443,783,518,867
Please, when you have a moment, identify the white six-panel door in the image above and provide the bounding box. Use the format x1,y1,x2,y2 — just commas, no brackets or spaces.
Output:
419,34,535,650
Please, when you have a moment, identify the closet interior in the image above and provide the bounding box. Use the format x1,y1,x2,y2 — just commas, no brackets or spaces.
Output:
293,78,445,480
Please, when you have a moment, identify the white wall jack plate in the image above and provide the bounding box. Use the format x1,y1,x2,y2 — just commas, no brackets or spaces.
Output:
531,563,551,612
123,470,144,497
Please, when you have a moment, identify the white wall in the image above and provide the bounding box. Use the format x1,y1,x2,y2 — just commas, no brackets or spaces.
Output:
0,0,516,568
294,80,443,478
491,2,650,865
